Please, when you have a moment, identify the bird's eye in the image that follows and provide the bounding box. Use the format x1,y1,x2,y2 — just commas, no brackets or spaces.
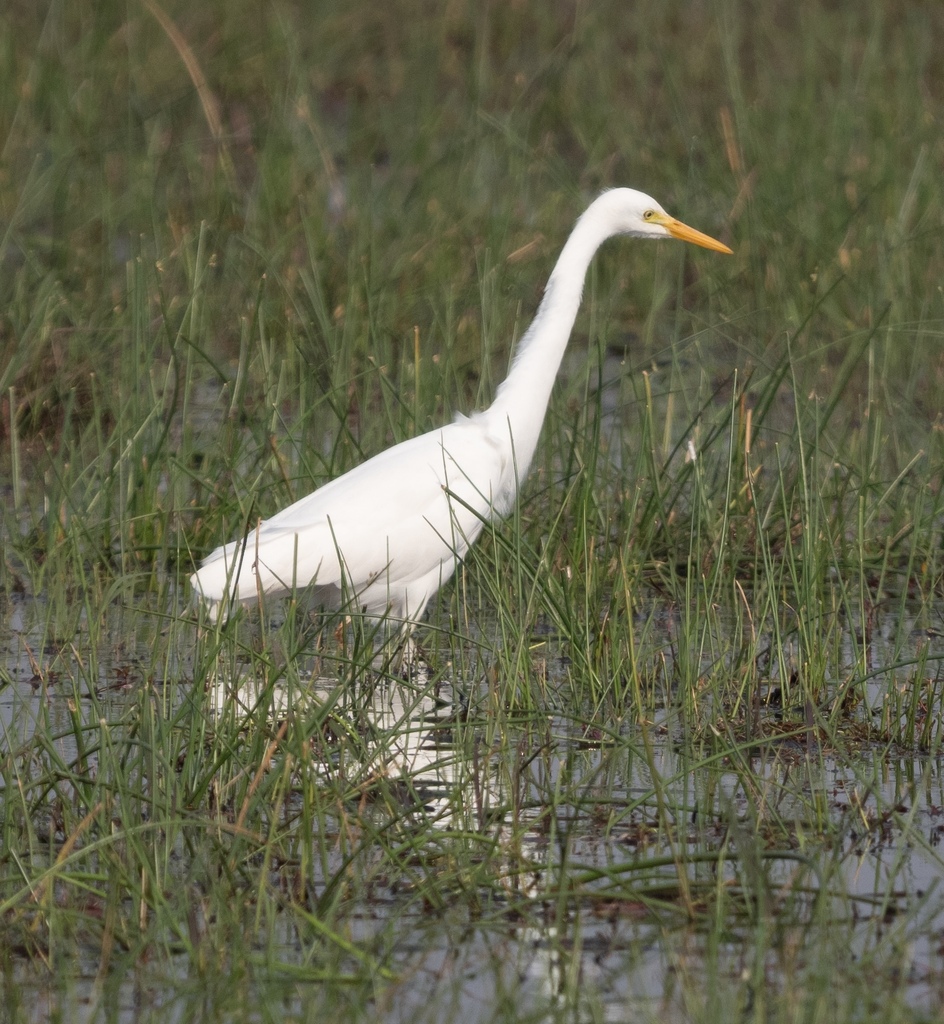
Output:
643,210,656,221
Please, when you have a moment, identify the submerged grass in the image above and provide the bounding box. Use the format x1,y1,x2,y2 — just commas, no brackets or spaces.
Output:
2,0,944,1020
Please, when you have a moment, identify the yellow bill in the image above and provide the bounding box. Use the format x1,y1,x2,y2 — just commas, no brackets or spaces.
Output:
656,213,733,254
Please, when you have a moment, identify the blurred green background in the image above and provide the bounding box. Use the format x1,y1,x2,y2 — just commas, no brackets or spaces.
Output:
1,0,942,584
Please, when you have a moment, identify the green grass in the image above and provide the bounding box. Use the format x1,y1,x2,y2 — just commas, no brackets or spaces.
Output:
3,0,944,1020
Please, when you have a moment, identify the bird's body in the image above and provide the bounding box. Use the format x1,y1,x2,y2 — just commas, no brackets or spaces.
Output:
195,413,511,623
191,189,731,624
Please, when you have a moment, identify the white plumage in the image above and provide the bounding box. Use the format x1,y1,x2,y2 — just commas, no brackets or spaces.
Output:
191,188,731,624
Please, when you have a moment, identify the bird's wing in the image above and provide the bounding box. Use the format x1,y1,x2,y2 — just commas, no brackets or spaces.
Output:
199,417,508,600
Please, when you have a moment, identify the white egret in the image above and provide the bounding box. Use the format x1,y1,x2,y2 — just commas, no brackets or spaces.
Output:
191,188,731,626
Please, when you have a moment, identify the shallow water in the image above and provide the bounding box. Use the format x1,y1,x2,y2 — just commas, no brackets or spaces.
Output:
4,591,944,1022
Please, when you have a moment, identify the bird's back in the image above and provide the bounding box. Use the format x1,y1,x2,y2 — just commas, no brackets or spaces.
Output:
191,413,512,622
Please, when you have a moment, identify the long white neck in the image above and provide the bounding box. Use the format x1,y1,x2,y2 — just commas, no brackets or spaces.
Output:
484,194,625,479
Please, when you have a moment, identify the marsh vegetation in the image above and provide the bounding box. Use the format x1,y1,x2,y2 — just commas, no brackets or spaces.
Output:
2,0,944,1020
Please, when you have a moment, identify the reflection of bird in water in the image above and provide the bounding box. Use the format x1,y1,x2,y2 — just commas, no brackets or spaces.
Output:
191,189,731,627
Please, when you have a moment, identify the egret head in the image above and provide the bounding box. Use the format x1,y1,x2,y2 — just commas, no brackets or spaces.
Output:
602,188,732,253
